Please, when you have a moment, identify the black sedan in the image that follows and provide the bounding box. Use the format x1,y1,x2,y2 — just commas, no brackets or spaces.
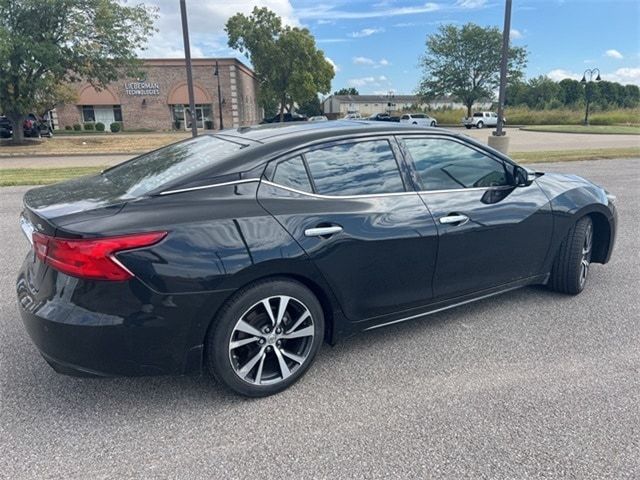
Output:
16,121,617,397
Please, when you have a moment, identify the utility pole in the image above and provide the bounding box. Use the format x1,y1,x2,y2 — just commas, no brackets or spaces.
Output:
215,61,224,130
494,0,511,137
179,0,198,137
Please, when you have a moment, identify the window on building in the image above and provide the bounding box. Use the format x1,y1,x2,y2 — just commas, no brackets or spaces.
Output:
171,104,213,130
304,140,405,196
272,156,313,193
114,105,123,122
81,105,95,123
81,105,122,124
403,137,510,191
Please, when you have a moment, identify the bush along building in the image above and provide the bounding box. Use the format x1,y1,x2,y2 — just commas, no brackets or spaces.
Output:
53,58,262,131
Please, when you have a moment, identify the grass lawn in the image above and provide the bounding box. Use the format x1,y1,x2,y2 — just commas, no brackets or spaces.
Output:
0,166,106,186
2,147,639,186
521,125,640,135
0,132,190,157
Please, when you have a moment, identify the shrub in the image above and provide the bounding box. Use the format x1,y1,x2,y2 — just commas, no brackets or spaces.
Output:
73,123,82,131
84,122,95,131
95,122,105,132
64,125,73,131
110,122,122,133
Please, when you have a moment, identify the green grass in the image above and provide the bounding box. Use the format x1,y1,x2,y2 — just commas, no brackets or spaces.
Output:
520,125,640,135
512,147,640,163
0,166,105,186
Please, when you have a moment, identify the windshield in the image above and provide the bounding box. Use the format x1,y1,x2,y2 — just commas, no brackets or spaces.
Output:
103,135,246,197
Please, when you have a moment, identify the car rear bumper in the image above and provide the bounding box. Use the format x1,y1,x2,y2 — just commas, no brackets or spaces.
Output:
16,254,228,377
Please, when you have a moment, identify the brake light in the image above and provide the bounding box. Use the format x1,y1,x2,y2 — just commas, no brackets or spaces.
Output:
32,231,167,281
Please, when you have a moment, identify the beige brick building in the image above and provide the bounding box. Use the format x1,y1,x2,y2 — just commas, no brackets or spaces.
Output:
54,58,262,131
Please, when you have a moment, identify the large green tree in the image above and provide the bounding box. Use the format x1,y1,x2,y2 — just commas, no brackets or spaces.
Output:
226,7,334,121
0,0,156,142
418,23,527,117
334,87,359,96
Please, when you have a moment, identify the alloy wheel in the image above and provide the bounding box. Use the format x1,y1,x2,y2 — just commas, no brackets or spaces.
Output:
228,295,315,386
579,223,593,287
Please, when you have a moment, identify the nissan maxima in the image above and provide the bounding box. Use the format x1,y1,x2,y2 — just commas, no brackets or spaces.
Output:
16,121,617,397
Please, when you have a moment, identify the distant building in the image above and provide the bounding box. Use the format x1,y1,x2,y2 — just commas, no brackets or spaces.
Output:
322,94,493,118
54,58,262,131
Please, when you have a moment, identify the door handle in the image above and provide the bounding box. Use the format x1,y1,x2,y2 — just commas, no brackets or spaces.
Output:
439,214,469,225
304,225,343,237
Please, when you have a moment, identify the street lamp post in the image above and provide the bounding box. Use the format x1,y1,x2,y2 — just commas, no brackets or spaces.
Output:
214,61,224,130
581,68,601,126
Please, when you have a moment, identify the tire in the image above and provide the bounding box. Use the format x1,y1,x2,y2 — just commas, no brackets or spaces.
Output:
476,121,484,129
430,121,436,127
465,125,472,129
412,121,418,125
206,278,325,397
548,216,594,295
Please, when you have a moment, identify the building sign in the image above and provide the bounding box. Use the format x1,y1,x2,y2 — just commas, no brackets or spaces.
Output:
124,81,160,96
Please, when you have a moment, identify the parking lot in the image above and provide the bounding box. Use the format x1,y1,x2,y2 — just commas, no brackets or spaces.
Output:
0,158,638,478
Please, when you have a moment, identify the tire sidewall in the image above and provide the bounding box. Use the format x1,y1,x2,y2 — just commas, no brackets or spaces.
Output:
208,279,325,397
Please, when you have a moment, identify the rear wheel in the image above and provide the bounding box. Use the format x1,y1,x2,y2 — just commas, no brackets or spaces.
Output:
206,279,324,397
549,216,593,294
465,125,472,129
476,121,484,129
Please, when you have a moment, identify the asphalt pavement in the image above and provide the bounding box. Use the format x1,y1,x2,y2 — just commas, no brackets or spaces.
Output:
0,158,639,479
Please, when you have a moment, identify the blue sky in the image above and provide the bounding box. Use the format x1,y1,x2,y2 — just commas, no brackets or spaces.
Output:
143,0,640,94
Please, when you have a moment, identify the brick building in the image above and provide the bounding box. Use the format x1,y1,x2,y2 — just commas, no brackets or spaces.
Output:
54,58,262,131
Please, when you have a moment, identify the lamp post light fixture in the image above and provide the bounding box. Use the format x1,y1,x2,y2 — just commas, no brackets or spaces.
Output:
580,68,601,126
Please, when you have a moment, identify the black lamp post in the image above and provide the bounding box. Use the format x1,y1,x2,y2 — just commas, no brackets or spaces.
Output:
580,68,601,126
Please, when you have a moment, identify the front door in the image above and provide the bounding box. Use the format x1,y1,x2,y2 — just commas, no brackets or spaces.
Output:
257,137,439,322
400,135,553,298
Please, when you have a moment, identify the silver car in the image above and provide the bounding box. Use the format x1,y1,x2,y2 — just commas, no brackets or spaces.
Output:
399,113,437,127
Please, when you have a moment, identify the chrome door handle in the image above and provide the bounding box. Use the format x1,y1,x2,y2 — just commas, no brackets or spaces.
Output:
439,214,469,225
304,226,343,237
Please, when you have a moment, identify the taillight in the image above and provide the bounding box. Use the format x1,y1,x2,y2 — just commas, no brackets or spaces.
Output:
32,231,167,281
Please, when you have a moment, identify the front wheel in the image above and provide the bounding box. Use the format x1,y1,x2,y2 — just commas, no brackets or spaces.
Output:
549,216,593,295
430,121,436,127
206,279,325,397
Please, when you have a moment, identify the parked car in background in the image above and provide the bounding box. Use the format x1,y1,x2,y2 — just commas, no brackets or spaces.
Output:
16,121,617,397
23,113,53,138
367,113,391,121
261,112,308,124
400,113,437,127
308,115,328,122
463,112,505,129
342,113,362,120
0,116,12,138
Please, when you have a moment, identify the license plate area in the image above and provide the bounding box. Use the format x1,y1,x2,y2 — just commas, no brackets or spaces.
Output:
20,215,34,246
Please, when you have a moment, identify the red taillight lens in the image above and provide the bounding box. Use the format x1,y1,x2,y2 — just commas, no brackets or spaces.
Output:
32,231,167,281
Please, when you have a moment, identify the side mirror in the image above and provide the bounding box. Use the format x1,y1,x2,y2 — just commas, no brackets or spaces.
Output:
514,166,536,187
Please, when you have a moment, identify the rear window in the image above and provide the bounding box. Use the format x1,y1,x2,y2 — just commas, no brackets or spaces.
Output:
103,136,246,197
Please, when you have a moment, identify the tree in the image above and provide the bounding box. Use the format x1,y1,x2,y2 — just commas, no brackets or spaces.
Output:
418,23,527,117
334,88,359,96
297,96,322,117
558,79,582,106
227,7,334,122
0,0,156,143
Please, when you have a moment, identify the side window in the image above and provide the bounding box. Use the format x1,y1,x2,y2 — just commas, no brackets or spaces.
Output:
403,138,511,190
272,156,313,193
305,140,405,196
401,115,410,120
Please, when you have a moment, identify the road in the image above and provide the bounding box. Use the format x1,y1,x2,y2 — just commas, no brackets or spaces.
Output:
1,158,639,479
0,127,638,169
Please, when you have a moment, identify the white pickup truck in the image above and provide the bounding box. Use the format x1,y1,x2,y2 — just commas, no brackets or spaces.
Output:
463,111,505,129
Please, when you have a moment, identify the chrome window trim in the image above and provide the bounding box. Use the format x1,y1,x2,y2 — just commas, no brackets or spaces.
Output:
261,180,417,200
159,178,261,195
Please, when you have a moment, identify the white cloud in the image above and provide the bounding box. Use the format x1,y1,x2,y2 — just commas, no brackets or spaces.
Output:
347,75,389,88
297,3,440,20
350,28,384,38
605,49,624,60
510,28,523,40
353,56,376,65
139,0,298,58
325,56,340,73
353,57,390,67
547,67,640,86
456,0,488,8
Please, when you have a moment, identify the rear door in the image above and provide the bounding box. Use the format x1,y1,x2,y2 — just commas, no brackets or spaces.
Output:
257,137,438,322
400,134,553,298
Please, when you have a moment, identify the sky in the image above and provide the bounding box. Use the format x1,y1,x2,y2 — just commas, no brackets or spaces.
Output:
139,0,640,95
